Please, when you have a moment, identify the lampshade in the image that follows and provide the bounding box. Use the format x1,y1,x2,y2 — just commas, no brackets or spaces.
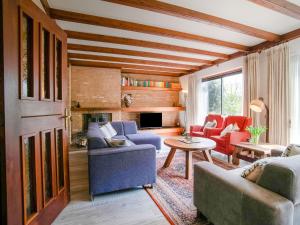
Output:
249,99,265,112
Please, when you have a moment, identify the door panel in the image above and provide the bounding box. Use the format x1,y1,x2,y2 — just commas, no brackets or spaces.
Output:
1,0,69,225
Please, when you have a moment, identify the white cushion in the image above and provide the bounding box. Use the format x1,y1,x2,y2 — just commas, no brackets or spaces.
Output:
220,123,240,137
204,120,217,128
99,126,113,139
281,144,300,157
104,122,117,137
232,122,240,131
220,124,233,137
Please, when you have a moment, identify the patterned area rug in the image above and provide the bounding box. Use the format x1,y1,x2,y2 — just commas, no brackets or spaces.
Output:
146,151,237,225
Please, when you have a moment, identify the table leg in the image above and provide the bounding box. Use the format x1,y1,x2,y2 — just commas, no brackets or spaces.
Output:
185,151,193,179
232,147,242,166
203,149,213,163
163,148,176,168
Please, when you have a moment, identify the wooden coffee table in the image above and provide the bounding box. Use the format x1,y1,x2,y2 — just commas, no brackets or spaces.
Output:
163,137,216,179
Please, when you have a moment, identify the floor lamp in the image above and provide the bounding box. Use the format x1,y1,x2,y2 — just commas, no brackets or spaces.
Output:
249,97,269,143
182,90,189,138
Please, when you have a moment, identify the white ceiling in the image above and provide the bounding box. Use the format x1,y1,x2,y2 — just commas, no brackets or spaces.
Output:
45,0,300,72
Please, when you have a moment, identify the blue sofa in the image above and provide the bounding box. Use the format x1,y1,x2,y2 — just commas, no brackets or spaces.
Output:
87,121,160,199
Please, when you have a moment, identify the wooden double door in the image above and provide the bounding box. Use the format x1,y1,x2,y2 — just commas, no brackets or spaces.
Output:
1,0,70,225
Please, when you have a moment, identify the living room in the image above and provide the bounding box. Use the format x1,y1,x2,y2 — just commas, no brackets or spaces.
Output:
1,1,300,225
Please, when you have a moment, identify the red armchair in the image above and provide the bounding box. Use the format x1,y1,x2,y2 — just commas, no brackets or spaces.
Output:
190,114,224,137
204,116,252,161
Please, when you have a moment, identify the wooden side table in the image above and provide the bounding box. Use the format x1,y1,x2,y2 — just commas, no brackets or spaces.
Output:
232,142,285,165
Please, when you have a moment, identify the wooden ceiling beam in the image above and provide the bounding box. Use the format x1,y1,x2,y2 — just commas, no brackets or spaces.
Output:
69,60,187,73
49,8,248,51
103,0,280,41
40,0,50,15
248,0,300,20
67,44,213,64
66,30,229,59
68,53,200,70
121,69,181,77
190,27,300,75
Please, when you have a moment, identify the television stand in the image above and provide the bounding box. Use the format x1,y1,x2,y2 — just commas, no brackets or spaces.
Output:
139,127,184,136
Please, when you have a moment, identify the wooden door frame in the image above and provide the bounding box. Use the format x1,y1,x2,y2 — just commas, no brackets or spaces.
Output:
0,0,7,223
1,1,69,225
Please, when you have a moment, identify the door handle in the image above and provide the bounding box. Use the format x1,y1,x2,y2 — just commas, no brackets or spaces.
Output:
63,108,71,129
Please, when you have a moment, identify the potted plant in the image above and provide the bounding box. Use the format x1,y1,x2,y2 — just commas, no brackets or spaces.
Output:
246,126,267,144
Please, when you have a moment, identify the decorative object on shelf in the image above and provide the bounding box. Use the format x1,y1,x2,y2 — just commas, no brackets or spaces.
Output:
122,94,133,108
250,97,269,142
71,100,80,109
246,126,267,144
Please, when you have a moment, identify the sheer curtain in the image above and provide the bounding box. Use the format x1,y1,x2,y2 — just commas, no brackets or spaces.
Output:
290,55,300,144
186,75,202,131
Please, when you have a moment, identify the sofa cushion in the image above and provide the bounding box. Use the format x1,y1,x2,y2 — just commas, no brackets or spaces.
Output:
113,135,127,140
105,122,117,137
241,160,269,182
257,155,300,204
100,125,114,139
123,121,138,135
105,138,133,147
126,132,161,150
87,137,108,150
204,120,217,128
111,121,124,135
282,144,300,157
87,122,105,138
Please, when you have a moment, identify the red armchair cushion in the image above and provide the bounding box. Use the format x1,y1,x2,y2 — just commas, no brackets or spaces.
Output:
224,116,252,131
190,114,224,137
205,114,224,129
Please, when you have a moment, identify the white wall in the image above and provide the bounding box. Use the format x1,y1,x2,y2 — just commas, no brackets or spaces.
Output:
32,0,46,12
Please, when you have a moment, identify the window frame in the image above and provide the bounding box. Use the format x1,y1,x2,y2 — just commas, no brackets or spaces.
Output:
202,68,243,115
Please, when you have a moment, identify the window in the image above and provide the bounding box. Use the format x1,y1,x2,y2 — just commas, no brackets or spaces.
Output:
201,70,243,116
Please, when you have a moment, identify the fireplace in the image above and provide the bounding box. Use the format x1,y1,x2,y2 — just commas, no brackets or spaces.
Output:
82,113,112,131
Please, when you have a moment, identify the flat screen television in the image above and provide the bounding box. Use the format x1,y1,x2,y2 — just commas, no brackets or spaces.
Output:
140,112,162,128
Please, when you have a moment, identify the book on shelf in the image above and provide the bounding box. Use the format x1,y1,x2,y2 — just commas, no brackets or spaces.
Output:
121,76,181,89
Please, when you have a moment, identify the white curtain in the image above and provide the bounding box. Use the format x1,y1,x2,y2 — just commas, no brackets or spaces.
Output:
186,75,202,131
244,53,260,126
267,43,290,145
290,55,300,144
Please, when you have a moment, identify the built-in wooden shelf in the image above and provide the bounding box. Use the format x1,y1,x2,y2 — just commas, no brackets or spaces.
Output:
121,106,185,112
122,86,182,92
71,106,185,112
71,107,121,112
139,127,184,136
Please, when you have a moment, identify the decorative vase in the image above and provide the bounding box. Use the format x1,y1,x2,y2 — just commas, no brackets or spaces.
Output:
122,94,133,108
250,135,260,144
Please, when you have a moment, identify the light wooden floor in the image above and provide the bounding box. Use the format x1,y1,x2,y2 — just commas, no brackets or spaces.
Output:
52,137,247,225
52,150,169,225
